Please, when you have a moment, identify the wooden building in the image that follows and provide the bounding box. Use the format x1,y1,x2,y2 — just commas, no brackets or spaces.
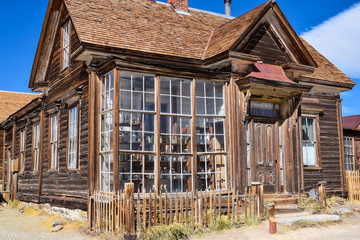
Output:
0,0,355,209
0,91,40,192
343,115,360,171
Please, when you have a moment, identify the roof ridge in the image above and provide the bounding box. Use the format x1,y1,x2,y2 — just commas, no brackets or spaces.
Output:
201,30,214,60
0,90,40,95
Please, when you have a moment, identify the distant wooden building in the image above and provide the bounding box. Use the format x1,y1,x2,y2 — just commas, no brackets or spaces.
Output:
0,91,40,191
0,0,355,209
343,115,360,171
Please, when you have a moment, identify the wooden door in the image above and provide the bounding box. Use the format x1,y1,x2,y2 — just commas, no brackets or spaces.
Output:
253,121,277,193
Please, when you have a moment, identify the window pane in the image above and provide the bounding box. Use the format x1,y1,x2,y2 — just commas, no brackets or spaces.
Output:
250,101,275,117
132,74,143,92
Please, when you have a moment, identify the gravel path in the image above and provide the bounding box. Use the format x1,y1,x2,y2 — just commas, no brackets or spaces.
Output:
193,212,360,240
0,207,96,240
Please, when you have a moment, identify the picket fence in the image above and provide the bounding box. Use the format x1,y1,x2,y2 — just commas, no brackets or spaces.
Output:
347,170,360,201
88,183,265,235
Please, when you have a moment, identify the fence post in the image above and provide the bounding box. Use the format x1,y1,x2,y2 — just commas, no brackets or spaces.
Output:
318,181,327,209
124,183,135,238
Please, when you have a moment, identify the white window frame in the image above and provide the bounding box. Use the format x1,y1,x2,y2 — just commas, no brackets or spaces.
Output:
301,117,319,167
33,124,40,172
344,137,355,171
100,71,114,192
50,115,59,169
62,21,70,69
20,130,26,173
68,106,78,169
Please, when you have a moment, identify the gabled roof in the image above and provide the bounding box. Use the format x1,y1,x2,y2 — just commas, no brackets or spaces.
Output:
29,0,355,89
0,91,41,123
65,0,229,59
343,115,360,130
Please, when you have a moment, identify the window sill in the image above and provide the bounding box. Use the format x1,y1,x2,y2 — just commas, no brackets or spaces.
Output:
303,166,322,171
67,168,80,173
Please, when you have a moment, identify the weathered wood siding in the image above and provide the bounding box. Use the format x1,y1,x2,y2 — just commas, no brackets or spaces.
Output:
15,6,89,209
301,92,344,194
0,130,4,189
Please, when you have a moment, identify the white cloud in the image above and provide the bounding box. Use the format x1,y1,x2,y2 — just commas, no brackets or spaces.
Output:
301,3,360,79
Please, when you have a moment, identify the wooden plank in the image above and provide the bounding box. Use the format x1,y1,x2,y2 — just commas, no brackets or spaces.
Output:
88,69,96,195
125,183,135,235
199,190,203,227
154,190,157,226
185,191,189,225
165,190,168,225
191,79,197,190
236,190,239,223
159,190,163,225
175,190,179,222
204,191,207,228
245,187,248,222
143,190,146,232
209,189,213,225
169,190,173,224
38,109,45,201
180,190,184,223
149,190,152,229
137,189,140,233
113,69,120,192
155,75,161,192
190,190,194,231
227,188,231,220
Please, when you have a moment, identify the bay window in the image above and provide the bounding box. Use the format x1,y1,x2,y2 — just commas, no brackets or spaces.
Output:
119,72,156,192
160,77,192,192
98,69,228,193
195,81,226,190
100,71,114,192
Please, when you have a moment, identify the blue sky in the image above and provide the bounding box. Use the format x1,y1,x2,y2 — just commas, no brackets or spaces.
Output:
0,0,359,115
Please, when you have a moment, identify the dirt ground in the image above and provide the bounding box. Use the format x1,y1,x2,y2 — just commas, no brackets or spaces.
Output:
0,206,98,240
194,210,360,240
1,203,360,240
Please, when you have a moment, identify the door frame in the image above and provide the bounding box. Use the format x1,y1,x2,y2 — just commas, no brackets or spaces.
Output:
247,117,283,193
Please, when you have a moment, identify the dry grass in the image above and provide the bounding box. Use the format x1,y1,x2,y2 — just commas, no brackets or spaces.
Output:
286,220,341,230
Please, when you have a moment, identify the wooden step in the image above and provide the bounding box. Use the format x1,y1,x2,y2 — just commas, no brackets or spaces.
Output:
264,194,293,202
273,197,298,206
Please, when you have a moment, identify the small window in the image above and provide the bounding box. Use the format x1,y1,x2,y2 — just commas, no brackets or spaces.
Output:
68,107,78,169
62,22,70,69
302,118,317,166
33,124,40,172
247,101,280,118
344,137,355,171
50,115,59,169
20,130,26,172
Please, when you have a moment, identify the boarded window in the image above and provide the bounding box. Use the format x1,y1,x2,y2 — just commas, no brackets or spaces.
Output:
302,118,317,166
344,137,355,171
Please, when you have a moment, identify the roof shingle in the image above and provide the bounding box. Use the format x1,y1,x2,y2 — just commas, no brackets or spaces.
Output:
63,0,354,86
0,91,41,123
